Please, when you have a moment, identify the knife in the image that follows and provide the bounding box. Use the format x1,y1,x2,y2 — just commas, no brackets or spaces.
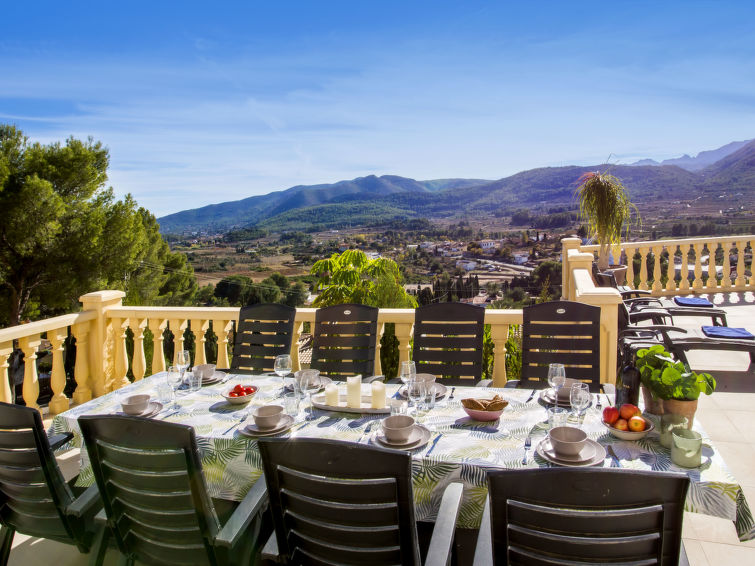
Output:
525,389,536,404
606,445,622,468
426,433,443,455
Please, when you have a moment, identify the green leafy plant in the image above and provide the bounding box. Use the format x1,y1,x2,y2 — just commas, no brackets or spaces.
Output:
635,345,716,400
575,170,640,270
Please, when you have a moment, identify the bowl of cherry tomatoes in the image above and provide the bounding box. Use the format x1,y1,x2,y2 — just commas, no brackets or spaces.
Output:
222,384,258,405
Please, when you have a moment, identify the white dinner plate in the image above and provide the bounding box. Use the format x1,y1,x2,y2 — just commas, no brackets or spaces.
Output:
283,376,332,392
539,388,592,408
536,438,605,467
117,401,163,418
398,383,448,400
373,425,431,450
238,415,295,437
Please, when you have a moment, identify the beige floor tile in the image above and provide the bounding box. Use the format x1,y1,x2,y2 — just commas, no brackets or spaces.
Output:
700,540,755,563
708,392,755,412
724,410,755,442
682,539,711,566
696,410,742,443
683,511,742,545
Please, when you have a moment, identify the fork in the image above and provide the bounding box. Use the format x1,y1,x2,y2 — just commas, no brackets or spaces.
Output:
357,421,376,443
223,413,248,435
595,394,603,411
522,435,532,465
448,387,456,399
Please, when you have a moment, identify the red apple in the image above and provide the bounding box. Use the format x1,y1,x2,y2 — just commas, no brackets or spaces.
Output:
619,403,641,420
628,416,646,432
614,418,629,431
602,406,620,426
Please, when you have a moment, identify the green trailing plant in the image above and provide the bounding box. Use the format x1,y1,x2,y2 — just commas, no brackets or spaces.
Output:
635,345,716,401
575,170,640,270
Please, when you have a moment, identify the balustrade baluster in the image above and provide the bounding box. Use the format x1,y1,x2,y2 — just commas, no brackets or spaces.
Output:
72,322,92,404
490,323,509,387
132,318,147,381
638,247,649,290
707,243,719,290
169,319,188,366
18,335,41,411
395,323,413,366
652,245,663,292
693,243,704,291
0,343,13,404
665,244,677,293
625,245,636,289
191,320,210,366
213,319,233,369
680,244,691,291
290,320,303,371
48,329,69,415
722,242,733,289
374,322,384,376
148,319,167,374
112,318,130,392
735,240,747,289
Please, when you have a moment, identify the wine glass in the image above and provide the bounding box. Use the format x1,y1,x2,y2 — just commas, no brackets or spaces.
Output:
570,382,591,423
166,365,182,409
399,360,416,398
176,349,191,383
296,369,321,421
547,363,566,407
406,378,426,415
274,354,292,383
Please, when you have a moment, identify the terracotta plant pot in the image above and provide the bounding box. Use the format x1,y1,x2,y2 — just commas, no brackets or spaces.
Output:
641,385,664,415
604,264,628,286
662,399,697,429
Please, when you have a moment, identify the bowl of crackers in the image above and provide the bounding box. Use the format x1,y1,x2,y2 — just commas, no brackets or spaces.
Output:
461,395,508,422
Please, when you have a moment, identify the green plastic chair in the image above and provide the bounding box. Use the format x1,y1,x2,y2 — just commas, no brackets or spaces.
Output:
79,415,268,566
0,401,102,565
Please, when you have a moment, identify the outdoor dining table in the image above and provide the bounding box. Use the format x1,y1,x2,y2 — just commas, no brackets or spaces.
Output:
49,372,755,542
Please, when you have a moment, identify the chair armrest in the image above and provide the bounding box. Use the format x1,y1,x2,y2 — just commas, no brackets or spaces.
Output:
260,532,283,563
66,484,101,518
215,474,268,548
472,498,493,566
475,379,492,387
664,307,727,326
424,482,464,566
49,431,74,451
503,380,520,389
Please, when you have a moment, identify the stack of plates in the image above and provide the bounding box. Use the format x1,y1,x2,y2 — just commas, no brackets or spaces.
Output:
536,438,605,467
539,388,591,408
283,376,332,392
372,425,432,450
398,383,448,400
238,415,295,437
117,401,163,418
185,371,225,386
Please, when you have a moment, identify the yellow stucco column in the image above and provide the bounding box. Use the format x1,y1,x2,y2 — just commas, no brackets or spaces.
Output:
79,290,125,398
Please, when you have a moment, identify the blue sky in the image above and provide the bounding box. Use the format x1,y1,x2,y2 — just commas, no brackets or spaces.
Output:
2,1,754,217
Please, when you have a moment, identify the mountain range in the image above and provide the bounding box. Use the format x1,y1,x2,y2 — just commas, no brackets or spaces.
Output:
158,140,755,234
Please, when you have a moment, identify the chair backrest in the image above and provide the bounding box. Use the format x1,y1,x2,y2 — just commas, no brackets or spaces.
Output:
521,300,601,391
486,468,689,565
412,302,485,385
78,415,223,566
595,271,618,289
310,304,379,380
258,438,422,565
0,402,77,542
231,303,296,374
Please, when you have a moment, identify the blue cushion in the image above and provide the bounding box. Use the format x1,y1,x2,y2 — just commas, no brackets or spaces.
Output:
674,297,713,307
702,326,755,340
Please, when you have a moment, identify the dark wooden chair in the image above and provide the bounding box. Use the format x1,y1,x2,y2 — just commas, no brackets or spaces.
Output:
310,304,379,380
231,303,297,374
257,438,463,566
519,300,602,392
0,402,102,565
78,415,268,566
412,302,486,385
475,468,690,565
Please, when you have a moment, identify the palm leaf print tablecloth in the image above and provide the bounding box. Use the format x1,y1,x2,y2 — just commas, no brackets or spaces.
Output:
50,373,754,541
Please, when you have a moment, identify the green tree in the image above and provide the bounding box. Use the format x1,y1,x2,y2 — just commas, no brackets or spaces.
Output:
0,125,195,326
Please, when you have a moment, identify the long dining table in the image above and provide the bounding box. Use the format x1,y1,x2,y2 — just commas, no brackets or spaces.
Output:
50,371,755,542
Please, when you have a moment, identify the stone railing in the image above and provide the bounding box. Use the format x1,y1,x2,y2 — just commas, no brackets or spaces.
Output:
563,235,753,297
0,291,526,414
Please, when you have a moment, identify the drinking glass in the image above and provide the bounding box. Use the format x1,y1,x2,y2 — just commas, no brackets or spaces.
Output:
399,360,416,399
176,350,191,383
547,363,566,406
569,382,590,422
296,369,321,421
274,354,292,379
166,365,183,408
407,379,426,415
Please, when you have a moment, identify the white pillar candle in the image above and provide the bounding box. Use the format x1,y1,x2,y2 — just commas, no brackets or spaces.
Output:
371,381,386,409
324,383,339,406
346,375,362,408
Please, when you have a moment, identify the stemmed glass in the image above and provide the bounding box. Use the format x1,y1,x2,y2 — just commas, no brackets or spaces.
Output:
176,349,191,385
547,363,566,407
569,382,591,424
400,360,416,389
166,365,182,409
296,369,321,421
406,379,426,415
274,354,292,382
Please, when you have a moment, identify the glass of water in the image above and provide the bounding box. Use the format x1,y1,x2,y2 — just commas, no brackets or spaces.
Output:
274,354,292,379
569,382,591,423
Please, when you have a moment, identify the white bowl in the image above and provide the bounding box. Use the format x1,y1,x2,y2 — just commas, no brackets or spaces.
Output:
252,405,284,430
549,426,588,457
381,415,415,443
603,419,654,441
193,364,216,380
121,394,151,415
221,385,258,405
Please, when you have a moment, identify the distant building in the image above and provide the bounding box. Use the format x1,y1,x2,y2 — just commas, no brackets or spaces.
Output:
456,260,477,271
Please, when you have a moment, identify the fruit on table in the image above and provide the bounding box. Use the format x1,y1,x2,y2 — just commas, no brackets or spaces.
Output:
614,418,629,431
602,406,620,426
619,403,641,420
228,384,256,398
628,415,647,432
